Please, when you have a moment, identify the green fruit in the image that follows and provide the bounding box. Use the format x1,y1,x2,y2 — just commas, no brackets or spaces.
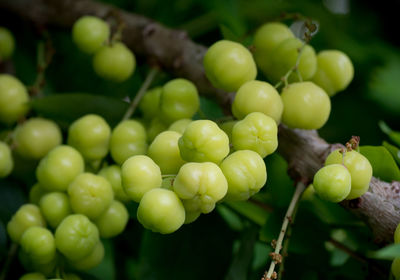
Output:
68,114,111,161
281,82,331,129
39,192,72,228
20,226,56,264
98,165,130,202
0,74,29,125
312,50,354,96
14,118,62,159
72,16,110,54
139,87,162,120
160,79,200,123
148,131,185,174
268,37,317,83
313,164,351,202
93,42,135,82
19,272,46,280
178,120,229,163
168,118,192,134
392,257,400,279
19,249,58,276
395,223,400,244
137,188,185,234
0,141,13,177
218,120,237,143
220,150,267,201
0,27,15,59
94,200,128,238
325,149,372,199
232,112,278,158
121,155,162,202
173,162,228,213
68,173,114,220
36,145,85,192
253,22,294,75
55,214,99,261
29,183,48,205
70,241,104,270
110,120,147,165
145,117,168,143
7,204,46,243
232,80,283,123
184,209,201,224
204,40,257,92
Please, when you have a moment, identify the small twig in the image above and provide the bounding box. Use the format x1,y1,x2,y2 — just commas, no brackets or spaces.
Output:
122,67,159,121
262,181,306,280
0,243,18,280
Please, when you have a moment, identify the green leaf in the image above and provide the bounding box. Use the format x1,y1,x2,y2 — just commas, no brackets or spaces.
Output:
216,204,244,231
367,243,400,260
31,93,129,128
383,141,400,166
224,200,269,226
379,121,400,147
359,145,400,181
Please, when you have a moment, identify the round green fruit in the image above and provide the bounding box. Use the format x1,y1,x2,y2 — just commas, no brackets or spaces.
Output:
19,273,46,280
68,114,111,161
204,40,257,92
68,173,114,220
232,112,278,158
39,192,72,228
168,118,192,134
145,117,168,143
325,149,372,199
281,82,331,129
94,200,128,238
55,214,99,261
0,26,15,59
20,226,56,265
70,241,104,270
218,120,237,143
395,223,400,244
232,80,283,123
313,164,351,203
36,145,85,192
220,150,267,201
0,74,29,125
29,183,47,205
93,42,135,82
139,87,162,120
98,165,130,202
7,204,46,243
178,120,229,163
72,16,110,54
110,120,147,165
392,257,400,280
14,118,62,159
137,188,185,234
121,155,162,202
312,50,354,96
160,78,200,123
0,141,13,178
148,131,185,174
173,162,228,213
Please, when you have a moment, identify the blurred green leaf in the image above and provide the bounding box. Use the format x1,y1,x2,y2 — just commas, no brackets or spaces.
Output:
31,93,129,128
216,204,244,231
359,145,400,181
367,243,400,260
383,141,400,166
379,121,400,147
224,200,270,226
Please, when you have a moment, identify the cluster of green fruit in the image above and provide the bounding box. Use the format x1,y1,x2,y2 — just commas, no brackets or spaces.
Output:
392,224,400,280
73,16,136,82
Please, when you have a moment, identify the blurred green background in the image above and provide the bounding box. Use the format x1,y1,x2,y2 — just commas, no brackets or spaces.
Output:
1,0,400,279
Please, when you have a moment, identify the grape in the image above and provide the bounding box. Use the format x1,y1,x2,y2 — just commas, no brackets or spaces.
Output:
204,40,257,92
0,26,15,59
0,141,13,178
72,16,110,54
313,164,351,202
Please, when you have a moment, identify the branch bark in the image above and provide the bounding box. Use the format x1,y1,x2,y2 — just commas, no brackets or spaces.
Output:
1,0,399,244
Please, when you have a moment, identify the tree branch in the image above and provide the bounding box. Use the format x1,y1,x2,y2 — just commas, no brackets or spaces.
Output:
1,0,399,244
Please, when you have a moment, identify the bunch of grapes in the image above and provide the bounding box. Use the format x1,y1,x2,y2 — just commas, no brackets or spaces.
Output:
0,17,367,279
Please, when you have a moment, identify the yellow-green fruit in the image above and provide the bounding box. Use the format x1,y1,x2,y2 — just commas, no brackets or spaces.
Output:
19,273,46,280
232,112,278,158
7,204,46,243
94,200,128,238
395,223,400,244
121,155,162,202
281,82,331,130
220,150,267,201
219,120,237,143
98,165,130,202
39,192,72,229
70,241,104,270
148,131,185,174
325,149,372,200
0,141,13,177
72,16,110,54
20,226,56,265
14,118,62,160
0,74,29,125
0,27,15,59
168,118,192,134
139,87,162,120
173,162,228,214
312,50,354,96
392,257,400,280
232,80,283,123
204,40,257,92
313,164,351,203
253,22,294,78
29,183,47,205
146,117,168,143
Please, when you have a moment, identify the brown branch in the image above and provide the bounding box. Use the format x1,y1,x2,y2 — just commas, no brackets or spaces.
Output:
1,0,400,244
